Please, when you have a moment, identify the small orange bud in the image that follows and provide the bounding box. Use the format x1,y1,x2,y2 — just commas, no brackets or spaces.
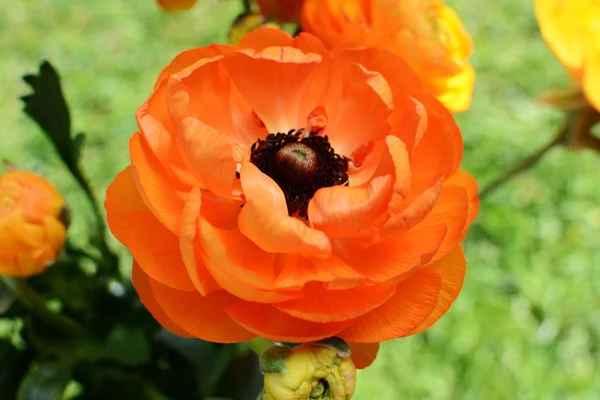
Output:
0,170,68,277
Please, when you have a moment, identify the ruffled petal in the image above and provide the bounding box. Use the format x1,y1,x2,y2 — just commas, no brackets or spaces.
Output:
338,268,442,342
222,47,323,133
444,170,479,232
308,175,392,238
334,223,447,283
237,27,293,50
154,44,235,88
324,63,392,157
105,167,149,243
176,117,236,199
179,188,221,295
274,253,364,291
132,262,191,337
409,246,466,335
226,302,352,342
238,163,331,258
274,282,397,323
127,211,196,291
148,275,256,343
130,133,186,234
347,341,379,369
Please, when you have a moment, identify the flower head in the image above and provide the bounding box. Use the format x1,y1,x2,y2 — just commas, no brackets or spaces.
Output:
0,170,68,277
535,0,600,111
301,0,475,112
105,28,478,367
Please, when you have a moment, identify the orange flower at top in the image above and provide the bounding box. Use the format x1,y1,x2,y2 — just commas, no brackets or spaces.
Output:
301,0,475,112
105,28,479,369
535,0,600,111
0,170,68,277
157,0,196,11
256,0,304,22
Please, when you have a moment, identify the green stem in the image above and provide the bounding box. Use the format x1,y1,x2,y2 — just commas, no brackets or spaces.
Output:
242,0,251,13
1,276,84,336
246,337,273,355
478,126,568,200
70,165,119,276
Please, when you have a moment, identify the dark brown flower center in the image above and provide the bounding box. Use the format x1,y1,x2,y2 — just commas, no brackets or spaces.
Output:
250,129,348,218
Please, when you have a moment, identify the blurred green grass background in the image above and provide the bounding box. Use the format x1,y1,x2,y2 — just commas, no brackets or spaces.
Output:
2,1,600,399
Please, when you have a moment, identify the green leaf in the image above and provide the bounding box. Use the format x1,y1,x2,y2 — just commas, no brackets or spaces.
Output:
21,61,84,169
17,363,71,400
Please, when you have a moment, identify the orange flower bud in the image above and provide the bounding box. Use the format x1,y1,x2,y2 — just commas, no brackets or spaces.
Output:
0,170,68,277
301,0,475,112
256,0,304,23
535,0,600,112
157,0,197,11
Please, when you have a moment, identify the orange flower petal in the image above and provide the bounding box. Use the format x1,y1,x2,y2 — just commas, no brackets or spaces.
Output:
324,63,392,157
444,170,479,231
237,27,294,50
179,188,221,295
408,96,461,192
136,82,173,164
420,186,469,264
148,275,255,343
274,282,397,323
222,47,323,133
176,117,236,199
338,48,422,101
409,246,466,335
335,223,447,283
347,139,387,187
238,162,331,258
378,178,444,241
127,211,196,291
308,175,392,238
292,32,329,55
155,44,235,89
132,262,191,337
105,167,148,243
338,268,442,342
346,341,379,369
226,302,352,342
274,253,364,291
130,133,186,234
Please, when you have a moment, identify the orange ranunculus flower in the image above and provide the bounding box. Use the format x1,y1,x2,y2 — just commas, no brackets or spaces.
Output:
157,0,196,11
105,28,478,369
0,170,68,277
300,0,475,112
256,0,304,22
535,0,600,111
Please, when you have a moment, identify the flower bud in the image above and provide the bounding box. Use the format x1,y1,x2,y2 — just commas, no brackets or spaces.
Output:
259,339,356,400
0,170,68,277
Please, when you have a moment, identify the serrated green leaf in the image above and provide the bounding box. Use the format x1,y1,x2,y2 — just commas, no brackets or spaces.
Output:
17,363,71,400
21,61,83,169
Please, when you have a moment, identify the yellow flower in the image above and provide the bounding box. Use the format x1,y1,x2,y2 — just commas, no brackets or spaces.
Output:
259,341,356,400
301,0,475,112
0,170,68,277
535,0,600,111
